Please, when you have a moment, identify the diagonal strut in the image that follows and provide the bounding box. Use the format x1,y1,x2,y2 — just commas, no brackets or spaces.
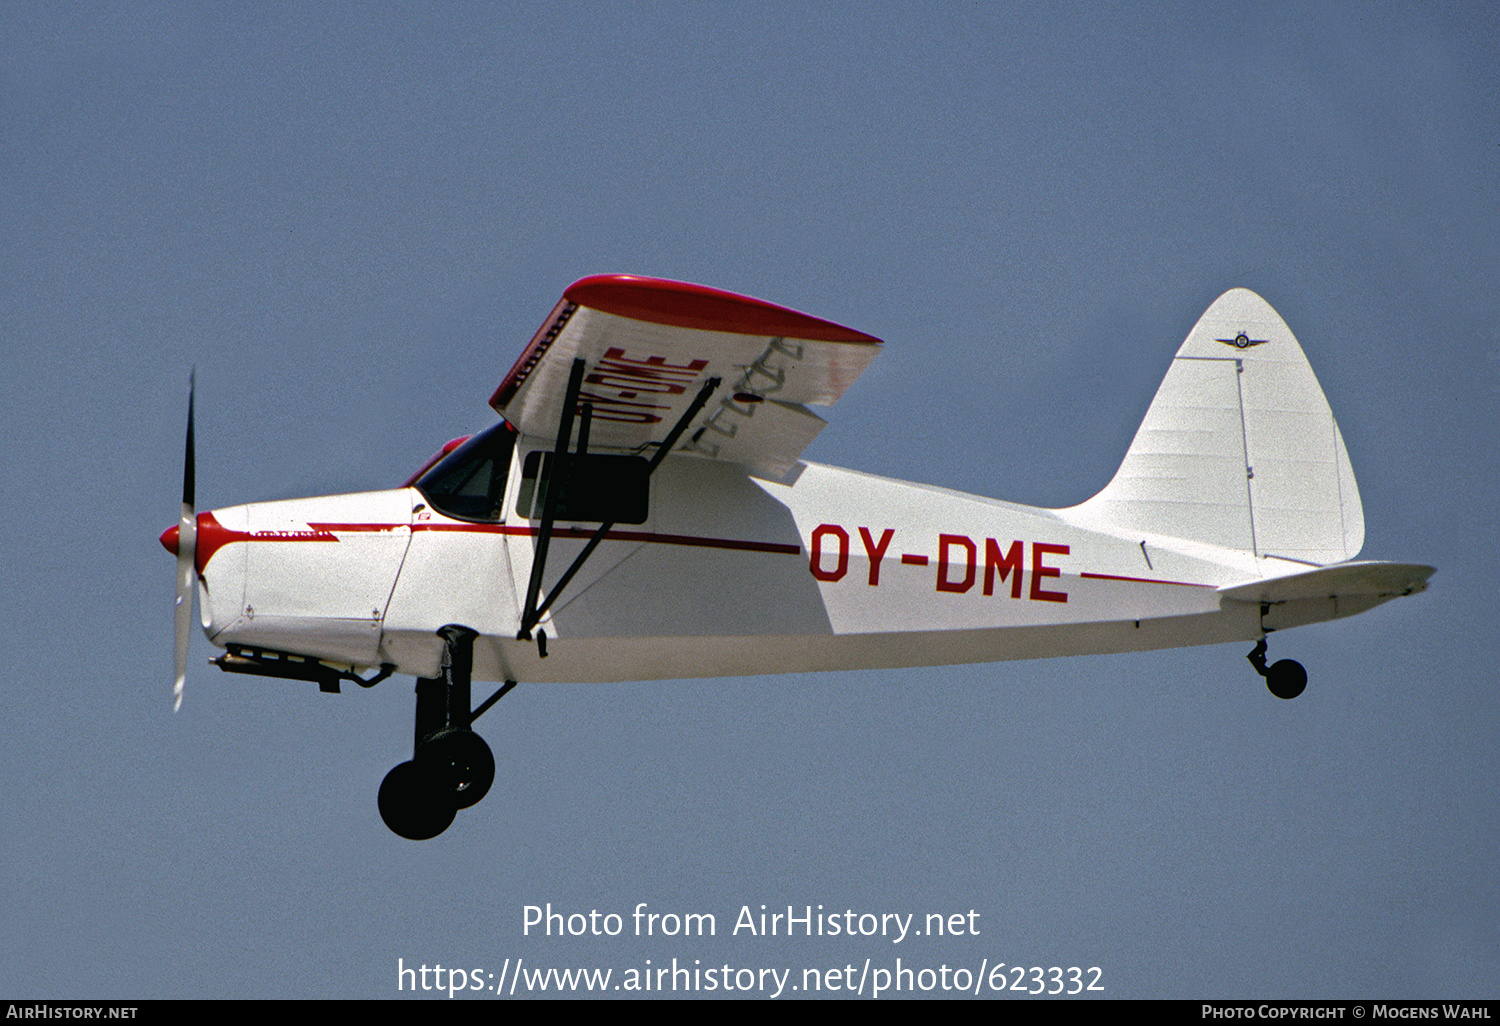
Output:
518,371,721,640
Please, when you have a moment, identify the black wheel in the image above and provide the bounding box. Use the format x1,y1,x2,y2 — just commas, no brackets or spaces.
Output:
378,760,456,840
419,729,495,810
1265,659,1307,700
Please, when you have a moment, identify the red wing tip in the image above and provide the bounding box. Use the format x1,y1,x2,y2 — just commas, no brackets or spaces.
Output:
160,524,180,555
562,274,881,345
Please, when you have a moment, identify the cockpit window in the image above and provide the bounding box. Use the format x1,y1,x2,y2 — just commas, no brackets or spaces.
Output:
514,450,649,524
413,421,517,522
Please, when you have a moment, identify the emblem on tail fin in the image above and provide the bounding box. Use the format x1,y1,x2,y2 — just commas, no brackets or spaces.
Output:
1217,333,1268,349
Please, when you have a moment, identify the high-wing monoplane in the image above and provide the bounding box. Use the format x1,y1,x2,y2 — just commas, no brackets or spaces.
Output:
161,275,1432,838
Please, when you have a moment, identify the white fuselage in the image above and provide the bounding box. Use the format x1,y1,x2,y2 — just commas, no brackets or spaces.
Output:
194,436,1373,686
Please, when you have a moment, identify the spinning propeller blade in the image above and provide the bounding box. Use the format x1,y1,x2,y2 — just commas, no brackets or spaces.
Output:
172,371,196,712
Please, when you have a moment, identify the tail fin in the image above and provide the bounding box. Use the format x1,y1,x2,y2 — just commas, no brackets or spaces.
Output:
1074,289,1364,565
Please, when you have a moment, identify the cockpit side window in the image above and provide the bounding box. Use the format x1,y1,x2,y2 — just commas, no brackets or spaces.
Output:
514,450,650,524
413,421,517,522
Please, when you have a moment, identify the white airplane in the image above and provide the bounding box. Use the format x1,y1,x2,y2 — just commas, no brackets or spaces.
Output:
162,275,1432,839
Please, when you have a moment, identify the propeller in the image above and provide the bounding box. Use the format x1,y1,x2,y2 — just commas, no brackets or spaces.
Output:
171,370,197,712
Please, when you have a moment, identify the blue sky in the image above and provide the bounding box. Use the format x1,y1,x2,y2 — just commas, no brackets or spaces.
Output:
2,2,1495,999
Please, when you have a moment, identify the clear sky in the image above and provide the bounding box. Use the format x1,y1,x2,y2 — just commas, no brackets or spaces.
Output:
2,1,1495,1000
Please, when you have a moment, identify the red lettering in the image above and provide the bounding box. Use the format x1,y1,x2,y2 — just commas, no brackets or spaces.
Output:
599,347,709,375
810,524,849,582
580,408,663,425
576,389,668,425
858,527,894,586
936,534,976,593
583,372,691,396
1030,543,1070,603
577,390,668,412
983,538,1025,598
584,350,711,402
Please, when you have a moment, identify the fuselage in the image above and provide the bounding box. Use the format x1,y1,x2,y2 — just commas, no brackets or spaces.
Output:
182,425,1355,686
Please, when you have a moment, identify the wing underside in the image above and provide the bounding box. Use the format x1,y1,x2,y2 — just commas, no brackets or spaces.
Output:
490,275,881,477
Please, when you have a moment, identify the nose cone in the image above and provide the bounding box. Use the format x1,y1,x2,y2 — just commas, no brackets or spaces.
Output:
160,524,180,554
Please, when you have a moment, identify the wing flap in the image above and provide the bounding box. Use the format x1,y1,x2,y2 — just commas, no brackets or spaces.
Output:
689,398,828,478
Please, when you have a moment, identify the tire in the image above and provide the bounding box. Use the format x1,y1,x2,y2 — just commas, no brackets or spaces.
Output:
1266,659,1308,700
419,729,495,810
378,761,456,840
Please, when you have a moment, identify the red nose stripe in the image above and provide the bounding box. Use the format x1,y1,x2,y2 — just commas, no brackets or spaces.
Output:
158,513,277,573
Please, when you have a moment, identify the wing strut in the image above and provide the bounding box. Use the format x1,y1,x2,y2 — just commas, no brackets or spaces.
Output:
517,364,721,646
518,358,587,640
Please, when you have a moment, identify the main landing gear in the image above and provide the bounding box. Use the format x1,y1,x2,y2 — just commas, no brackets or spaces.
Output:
378,625,516,840
1247,637,1307,700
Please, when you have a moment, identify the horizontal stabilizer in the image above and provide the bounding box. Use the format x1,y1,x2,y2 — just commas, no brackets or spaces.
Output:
1218,561,1433,605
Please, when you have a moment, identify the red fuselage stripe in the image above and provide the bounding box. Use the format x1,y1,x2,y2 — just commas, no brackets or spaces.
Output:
409,522,802,555
1079,571,1214,589
188,515,1213,589
193,518,803,565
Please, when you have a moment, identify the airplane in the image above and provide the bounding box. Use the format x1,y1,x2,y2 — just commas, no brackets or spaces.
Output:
161,275,1433,839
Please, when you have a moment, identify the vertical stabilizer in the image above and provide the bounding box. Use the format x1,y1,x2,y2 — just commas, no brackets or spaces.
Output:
1074,289,1363,565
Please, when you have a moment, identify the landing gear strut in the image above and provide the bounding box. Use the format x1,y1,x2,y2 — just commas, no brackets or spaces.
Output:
378,625,512,839
1247,637,1307,700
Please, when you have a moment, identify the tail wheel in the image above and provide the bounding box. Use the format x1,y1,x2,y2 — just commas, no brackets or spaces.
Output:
1265,659,1308,700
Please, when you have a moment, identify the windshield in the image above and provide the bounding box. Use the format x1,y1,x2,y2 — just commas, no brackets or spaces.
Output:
412,421,517,522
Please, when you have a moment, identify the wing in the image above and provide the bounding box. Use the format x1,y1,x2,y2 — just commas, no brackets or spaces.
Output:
490,275,882,477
